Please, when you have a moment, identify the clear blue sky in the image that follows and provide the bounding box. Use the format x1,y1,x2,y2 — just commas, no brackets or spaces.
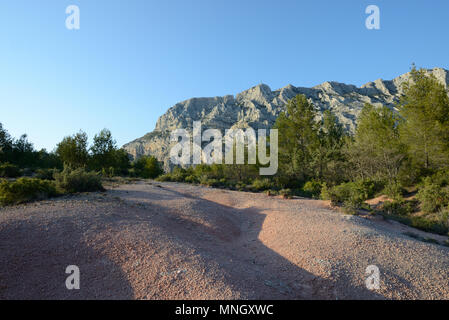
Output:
1,0,448,151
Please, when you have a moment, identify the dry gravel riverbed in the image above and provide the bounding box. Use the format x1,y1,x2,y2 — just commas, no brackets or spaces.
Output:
0,180,448,299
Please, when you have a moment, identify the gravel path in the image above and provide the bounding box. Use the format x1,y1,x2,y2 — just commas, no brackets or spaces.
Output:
0,180,448,299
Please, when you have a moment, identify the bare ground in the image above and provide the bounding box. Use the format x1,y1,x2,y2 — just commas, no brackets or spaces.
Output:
0,180,448,300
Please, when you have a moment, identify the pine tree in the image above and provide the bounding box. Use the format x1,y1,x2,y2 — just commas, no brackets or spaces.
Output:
314,110,346,184
346,103,405,180
274,94,320,186
398,67,449,173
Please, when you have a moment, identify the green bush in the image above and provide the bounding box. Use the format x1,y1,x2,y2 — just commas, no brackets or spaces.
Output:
279,188,293,199
409,215,448,235
35,168,59,180
438,207,449,230
0,163,21,178
170,167,189,182
381,200,418,216
265,189,278,196
430,169,449,187
133,156,163,179
251,178,273,191
101,167,116,178
0,178,57,206
383,181,405,200
303,180,322,198
416,177,449,213
325,179,381,207
184,175,198,184
235,182,246,191
54,167,104,193
325,182,362,206
155,173,173,182
320,183,330,200
205,178,220,187
127,168,137,177
342,201,359,215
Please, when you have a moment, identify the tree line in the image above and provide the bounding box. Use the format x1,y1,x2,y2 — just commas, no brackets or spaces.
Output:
0,127,163,179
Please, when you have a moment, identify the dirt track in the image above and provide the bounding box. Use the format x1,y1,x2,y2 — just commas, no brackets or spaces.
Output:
0,180,448,299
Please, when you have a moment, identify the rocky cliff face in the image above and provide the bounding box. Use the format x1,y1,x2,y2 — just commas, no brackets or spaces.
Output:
123,68,449,170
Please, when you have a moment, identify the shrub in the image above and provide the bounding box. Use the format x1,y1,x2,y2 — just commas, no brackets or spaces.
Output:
0,178,57,206
0,163,21,178
416,177,449,213
265,189,278,196
279,188,292,199
430,169,449,187
235,182,246,191
383,181,405,200
381,200,418,216
382,206,448,236
342,201,359,215
438,207,449,230
205,179,220,187
54,167,104,193
320,183,331,200
325,179,381,207
127,168,137,177
326,182,362,206
35,168,59,180
303,180,322,198
156,174,173,182
251,178,273,191
170,167,189,182
198,173,210,185
133,156,163,179
356,178,382,198
409,216,448,235
184,175,198,184
101,167,116,178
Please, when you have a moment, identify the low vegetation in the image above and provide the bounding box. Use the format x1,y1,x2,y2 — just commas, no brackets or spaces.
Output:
0,162,21,178
54,167,104,194
0,124,163,206
0,178,57,206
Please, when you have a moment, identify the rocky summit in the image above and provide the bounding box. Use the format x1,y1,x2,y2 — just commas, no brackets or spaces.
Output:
123,68,449,169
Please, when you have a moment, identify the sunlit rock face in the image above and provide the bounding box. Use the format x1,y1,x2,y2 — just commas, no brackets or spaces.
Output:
123,68,449,170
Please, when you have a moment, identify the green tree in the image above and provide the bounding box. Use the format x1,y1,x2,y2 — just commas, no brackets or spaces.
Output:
56,131,89,169
90,129,117,171
35,149,62,169
89,129,131,175
273,94,320,186
133,155,163,179
398,67,449,173
11,134,36,167
0,123,14,163
313,110,347,184
346,103,405,180
111,148,131,175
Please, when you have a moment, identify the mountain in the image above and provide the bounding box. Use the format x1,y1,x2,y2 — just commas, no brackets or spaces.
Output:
123,68,449,170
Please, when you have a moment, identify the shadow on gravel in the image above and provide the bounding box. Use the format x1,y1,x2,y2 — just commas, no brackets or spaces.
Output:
0,183,394,299
114,185,387,299
0,216,134,299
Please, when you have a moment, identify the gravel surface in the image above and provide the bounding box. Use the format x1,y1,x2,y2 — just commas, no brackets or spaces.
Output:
0,180,448,300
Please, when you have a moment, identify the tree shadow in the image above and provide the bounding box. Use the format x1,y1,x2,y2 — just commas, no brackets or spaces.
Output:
0,216,134,299
109,184,388,299
0,182,402,299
